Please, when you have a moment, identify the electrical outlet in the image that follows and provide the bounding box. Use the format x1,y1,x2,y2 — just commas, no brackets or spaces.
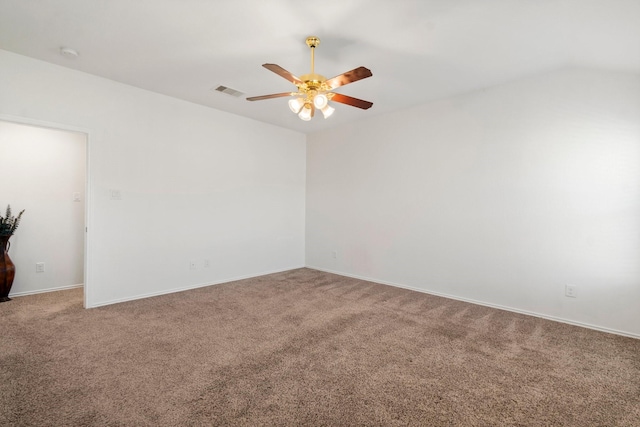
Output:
36,262,45,273
109,189,122,200
204,259,211,268
565,284,577,298
332,250,337,259
189,260,197,270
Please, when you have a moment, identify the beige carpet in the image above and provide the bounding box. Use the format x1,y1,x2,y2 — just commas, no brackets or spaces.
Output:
1,268,638,426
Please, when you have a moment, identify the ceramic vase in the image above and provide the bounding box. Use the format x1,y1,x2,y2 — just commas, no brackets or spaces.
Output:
0,235,16,302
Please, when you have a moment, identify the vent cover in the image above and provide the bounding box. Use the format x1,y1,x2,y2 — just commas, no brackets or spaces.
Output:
213,85,244,98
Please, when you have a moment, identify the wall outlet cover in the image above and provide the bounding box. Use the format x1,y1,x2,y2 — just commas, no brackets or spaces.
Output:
110,189,122,200
565,284,577,298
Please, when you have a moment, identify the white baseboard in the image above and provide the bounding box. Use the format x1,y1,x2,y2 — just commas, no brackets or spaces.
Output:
87,265,306,309
10,284,84,298
305,265,640,340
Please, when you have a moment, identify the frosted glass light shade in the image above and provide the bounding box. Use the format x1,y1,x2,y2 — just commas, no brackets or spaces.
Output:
288,98,304,114
313,94,328,109
321,104,335,119
298,105,312,121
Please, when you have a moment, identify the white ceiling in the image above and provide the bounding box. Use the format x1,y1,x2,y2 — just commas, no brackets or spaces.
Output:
1,0,639,134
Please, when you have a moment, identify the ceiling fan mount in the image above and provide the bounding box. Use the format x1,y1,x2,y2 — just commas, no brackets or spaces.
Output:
305,36,320,49
247,36,373,121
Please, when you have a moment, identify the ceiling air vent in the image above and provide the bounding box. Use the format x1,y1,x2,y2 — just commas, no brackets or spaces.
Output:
213,85,244,98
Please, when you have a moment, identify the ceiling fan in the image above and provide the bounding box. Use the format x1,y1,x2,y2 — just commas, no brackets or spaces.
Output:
247,36,373,121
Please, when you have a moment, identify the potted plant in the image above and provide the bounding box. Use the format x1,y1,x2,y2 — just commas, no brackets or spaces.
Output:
1,205,25,302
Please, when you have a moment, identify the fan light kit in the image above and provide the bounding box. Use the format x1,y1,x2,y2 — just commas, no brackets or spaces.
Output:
247,36,373,121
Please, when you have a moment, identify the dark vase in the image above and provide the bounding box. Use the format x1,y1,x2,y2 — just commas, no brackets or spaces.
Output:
0,235,15,302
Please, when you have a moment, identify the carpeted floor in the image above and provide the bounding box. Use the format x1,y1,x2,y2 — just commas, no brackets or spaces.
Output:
1,268,639,426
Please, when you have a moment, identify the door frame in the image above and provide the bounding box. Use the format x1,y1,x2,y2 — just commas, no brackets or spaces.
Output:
0,114,92,308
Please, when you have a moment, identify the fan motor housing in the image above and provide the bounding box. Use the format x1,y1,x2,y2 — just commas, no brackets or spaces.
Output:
299,73,327,90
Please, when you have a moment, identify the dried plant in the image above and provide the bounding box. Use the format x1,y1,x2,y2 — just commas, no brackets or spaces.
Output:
0,205,25,236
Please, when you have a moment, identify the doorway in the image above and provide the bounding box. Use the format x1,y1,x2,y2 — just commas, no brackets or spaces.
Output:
0,118,89,307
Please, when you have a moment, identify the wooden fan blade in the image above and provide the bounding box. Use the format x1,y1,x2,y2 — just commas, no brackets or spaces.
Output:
324,66,372,90
330,93,373,110
246,92,295,101
263,64,304,86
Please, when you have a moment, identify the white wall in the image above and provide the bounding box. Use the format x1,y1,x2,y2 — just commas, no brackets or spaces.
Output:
307,67,640,337
0,49,306,307
3,47,638,338
0,121,86,295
